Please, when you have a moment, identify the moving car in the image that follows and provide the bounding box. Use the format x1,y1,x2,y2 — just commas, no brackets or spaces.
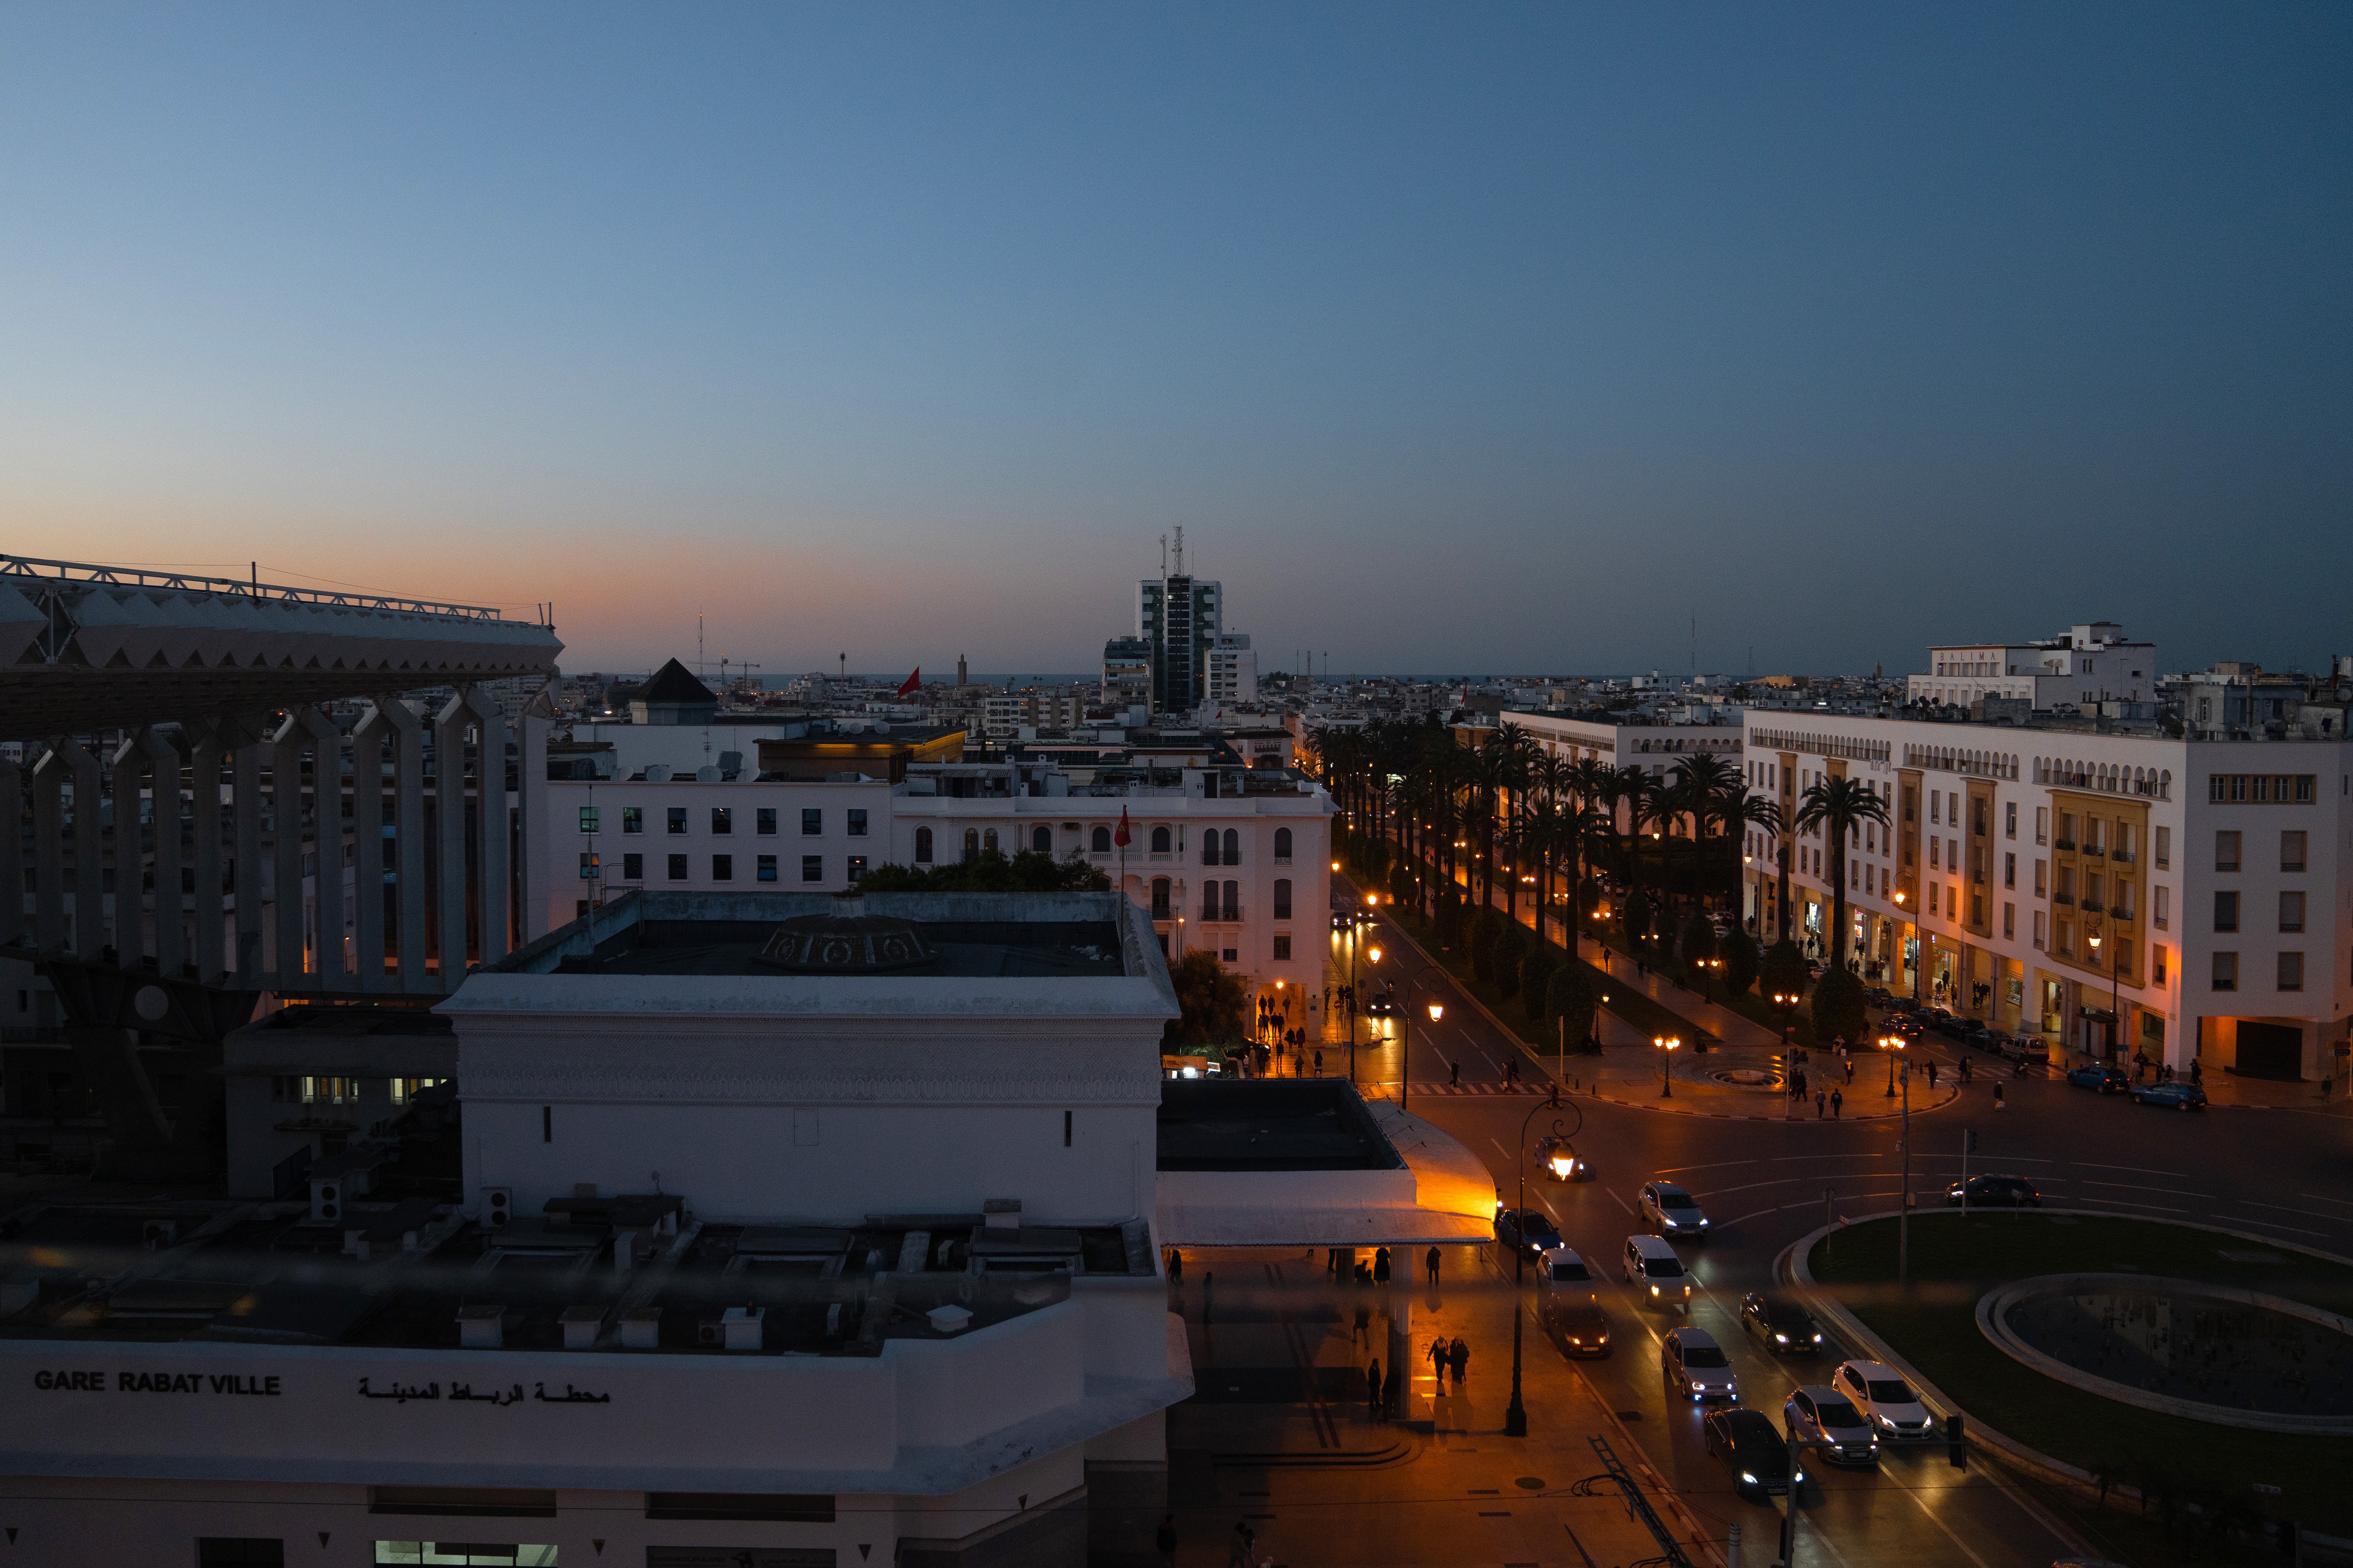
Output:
1705,1408,1803,1501
1739,1291,1824,1354
1996,1035,2053,1065
1637,1181,1712,1238
1536,1135,1589,1182
1662,1327,1738,1403
1832,1360,1935,1440
1536,1247,1610,1357
1364,992,1397,1018
1621,1234,1692,1310
2129,1081,2208,1110
1783,1385,1879,1466
1494,1207,1562,1258
2066,1063,2130,1093
1946,1174,2041,1207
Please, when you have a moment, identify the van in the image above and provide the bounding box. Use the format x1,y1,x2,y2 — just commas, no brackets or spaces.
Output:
1621,1234,1691,1310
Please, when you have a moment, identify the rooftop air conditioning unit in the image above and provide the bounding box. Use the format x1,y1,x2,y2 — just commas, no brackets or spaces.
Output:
141,1220,178,1249
695,1318,726,1348
481,1188,513,1229
457,1304,506,1349
620,1307,662,1350
309,1181,340,1225
560,1304,604,1350
720,1306,765,1351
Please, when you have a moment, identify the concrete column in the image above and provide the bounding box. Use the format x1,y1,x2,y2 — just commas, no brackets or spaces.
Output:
0,757,21,948
114,728,186,975
271,707,341,982
517,710,550,944
32,746,65,949
382,701,429,993
433,692,479,986
190,723,228,983
349,702,393,991
232,733,266,981
474,698,511,965
37,738,104,959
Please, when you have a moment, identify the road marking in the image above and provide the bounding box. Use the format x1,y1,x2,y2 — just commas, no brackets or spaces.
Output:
1698,1175,1883,1200
1880,1469,2003,1568
1652,1160,1761,1175
1774,1153,1888,1160
2229,1214,2329,1237
1609,1188,1638,1218
2071,1196,2189,1213
2240,1200,2334,1218
2075,1162,2188,1176
2299,1192,2353,1210
2078,1180,2213,1199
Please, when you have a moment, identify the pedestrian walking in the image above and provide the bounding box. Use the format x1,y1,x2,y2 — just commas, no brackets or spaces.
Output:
1995,1083,2006,1111
1429,1335,1449,1385
1230,1520,1255,1568
1313,1048,1324,1077
1154,1514,1177,1567
1373,1247,1391,1284
2191,1059,2203,1086
1449,1060,1461,1087
1365,1358,1383,1415
1960,1056,1972,1083
1382,1359,1400,1419
1830,1087,1843,1119
1425,1246,1441,1285
1167,1248,1183,1285
1447,1335,1469,1385
1926,1060,1938,1088
1845,1058,1856,1085
1504,1059,1520,1090
1353,1303,1370,1346
1815,1089,1826,1119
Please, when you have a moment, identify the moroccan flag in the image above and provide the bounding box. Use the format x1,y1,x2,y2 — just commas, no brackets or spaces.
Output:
896,667,921,697
1114,807,1132,848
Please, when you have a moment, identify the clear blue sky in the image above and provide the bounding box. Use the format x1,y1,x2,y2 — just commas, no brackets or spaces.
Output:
4,4,2347,677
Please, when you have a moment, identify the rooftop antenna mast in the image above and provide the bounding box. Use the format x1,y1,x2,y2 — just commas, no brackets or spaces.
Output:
698,614,705,680
1173,526,1185,576
1159,533,1167,575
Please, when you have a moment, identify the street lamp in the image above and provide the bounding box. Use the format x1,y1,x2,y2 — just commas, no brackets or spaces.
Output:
1883,1032,1905,1098
1504,1086,1568,1439
1376,951,1447,1113
2087,927,2120,1060
1654,1035,1681,1098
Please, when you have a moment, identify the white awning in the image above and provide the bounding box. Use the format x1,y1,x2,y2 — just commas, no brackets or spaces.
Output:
1155,1204,1493,1249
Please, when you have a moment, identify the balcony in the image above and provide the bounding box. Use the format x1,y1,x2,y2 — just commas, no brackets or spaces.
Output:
2053,893,2074,906
1199,905,1246,923
2083,844,2105,858
2111,849,2135,865
2053,838,2076,851
2080,900,2104,914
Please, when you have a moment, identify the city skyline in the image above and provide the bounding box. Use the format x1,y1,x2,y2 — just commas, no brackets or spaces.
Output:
6,5,2349,674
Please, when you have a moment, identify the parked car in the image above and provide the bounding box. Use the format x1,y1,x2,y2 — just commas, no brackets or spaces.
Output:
1783,1385,1879,1466
1832,1360,1935,1440
1946,1174,2041,1207
1887,996,1921,1014
1622,1234,1692,1310
1637,1181,1712,1238
1996,1035,2052,1065
1494,1207,1562,1258
1663,1327,1739,1403
1706,1407,1803,1501
1866,986,1893,1007
2066,1063,2130,1093
1961,1027,2004,1052
1739,1291,1825,1354
2128,1080,2208,1110
1537,1247,1611,1357
1536,1134,1589,1182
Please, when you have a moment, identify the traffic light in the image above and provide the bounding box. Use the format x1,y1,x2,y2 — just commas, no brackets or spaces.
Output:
1947,1413,1967,1470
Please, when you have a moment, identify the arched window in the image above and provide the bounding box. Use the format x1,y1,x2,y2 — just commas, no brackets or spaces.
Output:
963,828,980,860
1222,879,1239,920
1151,825,1170,853
1273,878,1292,919
1222,829,1240,863
983,828,999,853
914,826,934,863
1091,826,1112,853
1274,827,1292,861
1202,833,1221,866
1150,877,1171,917
1033,825,1052,854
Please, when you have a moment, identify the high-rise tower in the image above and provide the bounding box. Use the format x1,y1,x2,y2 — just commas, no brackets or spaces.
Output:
1136,527,1223,715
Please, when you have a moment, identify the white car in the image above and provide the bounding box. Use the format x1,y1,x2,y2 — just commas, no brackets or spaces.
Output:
1833,1360,1934,1440
1621,1234,1692,1310
1637,1181,1712,1238
1662,1327,1737,1403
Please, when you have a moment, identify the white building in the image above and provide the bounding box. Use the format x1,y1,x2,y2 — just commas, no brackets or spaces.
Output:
1740,708,2352,1084
3,891,1192,1568
1906,622,2157,712
1204,633,1257,707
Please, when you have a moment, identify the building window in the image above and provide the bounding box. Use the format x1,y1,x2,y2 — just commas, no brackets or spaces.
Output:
2002,902,2014,938
2215,891,2239,932
2153,826,2169,868
2152,945,2167,985
1202,832,1221,866
1274,827,1293,862
708,807,729,836
1091,826,1112,852
578,850,600,881
197,1539,286,1567
2215,831,2240,872
2004,802,2016,839
1221,948,1238,963
2003,852,2015,889
1929,792,1941,824
802,809,822,836
2032,909,2047,948
964,828,980,860
1151,877,1171,917
850,809,870,838
802,855,824,883
667,854,689,880
757,854,777,882
2278,951,2304,992
2035,806,2048,844
2281,830,2307,872
667,807,688,835
1151,825,1171,853
1032,825,1052,853
2055,918,2072,957
2280,891,2305,933
1273,933,1292,960
2212,951,2237,992
622,806,643,834
1273,879,1292,919
984,828,999,852
848,855,867,882
578,806,600,834
622,852,643,880
712,854,733,882
915,826,934,862
757,808,776,835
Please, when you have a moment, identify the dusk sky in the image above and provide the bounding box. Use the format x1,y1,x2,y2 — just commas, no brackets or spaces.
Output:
5,4,2348,679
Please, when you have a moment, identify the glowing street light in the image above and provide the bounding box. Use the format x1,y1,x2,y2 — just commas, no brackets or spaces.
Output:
1654,1034,1682,1098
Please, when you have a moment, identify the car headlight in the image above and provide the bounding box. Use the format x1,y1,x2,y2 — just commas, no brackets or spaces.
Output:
1697,1218,1709,1227
1774,1333,1788,1343
1741,1471,1758,1484
1812,1332,1823,1342
1661,1217,1677,1227
1650,1285,1660,1295
1794,1469,1805,1482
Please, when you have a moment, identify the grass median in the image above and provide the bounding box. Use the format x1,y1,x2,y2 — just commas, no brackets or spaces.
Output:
1808,1212,2353,1542
1377,908,1709,1058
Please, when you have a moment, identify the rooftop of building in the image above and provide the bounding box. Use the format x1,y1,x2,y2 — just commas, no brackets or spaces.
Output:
1155,1079,1406,1173
0,1192,1153,1357
636,658,718,705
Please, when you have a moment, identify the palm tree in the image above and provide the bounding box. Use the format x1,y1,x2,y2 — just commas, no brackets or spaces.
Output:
1722,792,1786,934
1793,775,1892,969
